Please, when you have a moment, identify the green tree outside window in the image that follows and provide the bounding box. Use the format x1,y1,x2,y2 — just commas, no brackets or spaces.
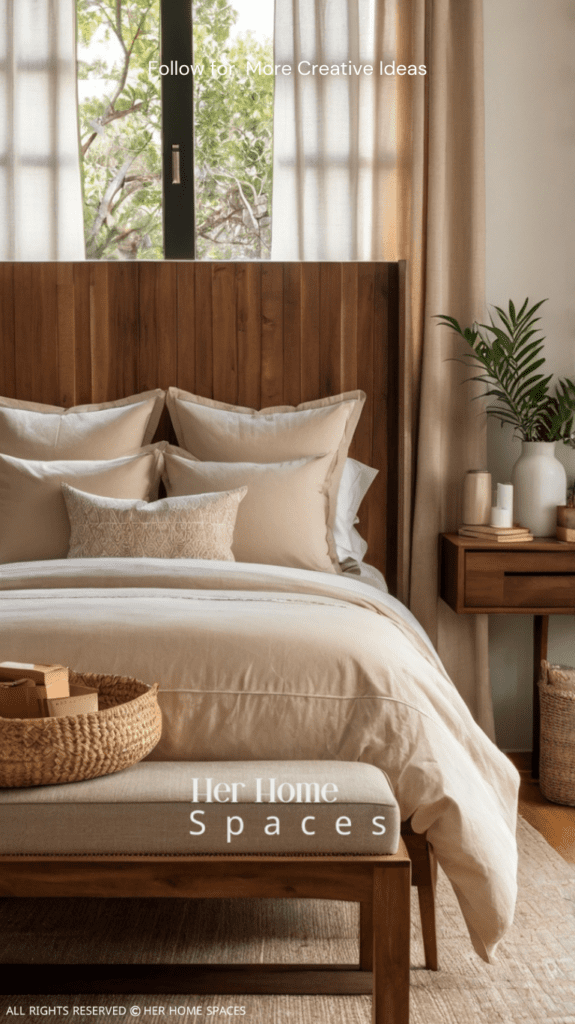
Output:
76,0,273,260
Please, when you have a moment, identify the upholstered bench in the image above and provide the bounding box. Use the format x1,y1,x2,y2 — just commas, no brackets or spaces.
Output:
0,761,437,1022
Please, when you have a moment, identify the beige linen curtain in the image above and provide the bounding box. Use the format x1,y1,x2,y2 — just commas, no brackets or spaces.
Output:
0,0,85,260
398,0,494,738
272,0,400,260
273,0,494,736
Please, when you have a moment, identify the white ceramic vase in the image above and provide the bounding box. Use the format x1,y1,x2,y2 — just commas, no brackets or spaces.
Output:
511,441,567,536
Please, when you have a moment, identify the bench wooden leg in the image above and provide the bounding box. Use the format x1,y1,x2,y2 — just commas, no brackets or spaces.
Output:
402,830,439,970
372,861,410,1024
417,845,438,971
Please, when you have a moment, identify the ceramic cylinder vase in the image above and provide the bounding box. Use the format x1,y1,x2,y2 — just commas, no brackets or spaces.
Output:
462,470,492,524
511,441,567,536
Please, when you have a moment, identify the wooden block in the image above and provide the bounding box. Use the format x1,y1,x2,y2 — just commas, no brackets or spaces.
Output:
45,685,99,718
556,525,575,543
557,507,575,529
0,663,69,698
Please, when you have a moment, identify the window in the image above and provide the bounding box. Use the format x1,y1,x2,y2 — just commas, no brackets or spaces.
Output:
76,0,273,260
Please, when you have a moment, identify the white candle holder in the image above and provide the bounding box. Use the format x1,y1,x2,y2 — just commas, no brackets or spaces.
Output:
497,483,513,513
491,505,513,528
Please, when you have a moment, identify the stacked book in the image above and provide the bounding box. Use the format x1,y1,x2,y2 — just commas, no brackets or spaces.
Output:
458,525,533,543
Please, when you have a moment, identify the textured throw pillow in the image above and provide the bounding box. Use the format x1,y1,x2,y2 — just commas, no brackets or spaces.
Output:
0,447,162,564
334,458,379,563
162,445,337,573
62,484,247,561
0,390,165,460
165,390,366,572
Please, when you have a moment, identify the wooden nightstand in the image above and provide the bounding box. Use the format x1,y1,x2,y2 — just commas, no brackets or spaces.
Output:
440,534,575,777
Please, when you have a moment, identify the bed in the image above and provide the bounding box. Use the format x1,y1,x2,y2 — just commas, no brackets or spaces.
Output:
0,261,519,966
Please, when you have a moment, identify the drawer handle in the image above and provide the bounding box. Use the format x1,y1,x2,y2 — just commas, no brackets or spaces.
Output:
172,144,181,184
505,571,575,577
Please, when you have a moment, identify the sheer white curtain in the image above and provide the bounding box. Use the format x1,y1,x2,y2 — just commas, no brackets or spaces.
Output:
272,0,399,261
0,0,85,260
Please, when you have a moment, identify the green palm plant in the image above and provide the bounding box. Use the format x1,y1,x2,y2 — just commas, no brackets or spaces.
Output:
436,299,575,444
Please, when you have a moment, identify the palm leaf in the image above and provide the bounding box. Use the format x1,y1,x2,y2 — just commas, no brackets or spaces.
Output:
436,299,575,442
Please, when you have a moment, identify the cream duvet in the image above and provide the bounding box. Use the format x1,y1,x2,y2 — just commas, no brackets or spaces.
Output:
0,557,520,963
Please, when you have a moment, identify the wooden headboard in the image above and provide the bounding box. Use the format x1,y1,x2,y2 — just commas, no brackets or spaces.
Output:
0,261,409,598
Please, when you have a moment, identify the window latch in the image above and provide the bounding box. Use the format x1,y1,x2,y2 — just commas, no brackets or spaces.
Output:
172,144,181,184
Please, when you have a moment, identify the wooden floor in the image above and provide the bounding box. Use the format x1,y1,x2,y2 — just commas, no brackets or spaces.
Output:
509,753,575,864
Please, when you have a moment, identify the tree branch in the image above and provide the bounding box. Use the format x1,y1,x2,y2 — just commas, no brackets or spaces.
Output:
209,170,259,231
86,154,137,256
97,1,153,129
81,100,145,157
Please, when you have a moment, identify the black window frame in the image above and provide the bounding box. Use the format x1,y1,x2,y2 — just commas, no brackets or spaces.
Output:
160,0,196,259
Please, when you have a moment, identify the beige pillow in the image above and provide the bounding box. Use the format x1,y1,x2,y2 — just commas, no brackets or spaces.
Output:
0,390,165,460
62,483,247,561
166,389,365,569
0,447,162,564
162,445,337,573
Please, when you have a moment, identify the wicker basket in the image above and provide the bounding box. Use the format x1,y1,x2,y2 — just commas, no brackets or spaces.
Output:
538,661,575,806
0,671,162,789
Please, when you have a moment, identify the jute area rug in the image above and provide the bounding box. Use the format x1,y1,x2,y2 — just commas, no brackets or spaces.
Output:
1,817,574,1024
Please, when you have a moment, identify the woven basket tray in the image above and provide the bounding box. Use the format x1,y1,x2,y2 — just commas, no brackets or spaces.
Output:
0,671,162,789
538,661,575,807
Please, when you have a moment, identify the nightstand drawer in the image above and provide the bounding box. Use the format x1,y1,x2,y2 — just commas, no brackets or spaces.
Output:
465,551,575,609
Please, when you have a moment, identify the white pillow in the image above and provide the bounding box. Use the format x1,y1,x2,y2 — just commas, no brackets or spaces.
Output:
0,390,165,460
0,447,162,564
62,484,247,561
334,458,378,562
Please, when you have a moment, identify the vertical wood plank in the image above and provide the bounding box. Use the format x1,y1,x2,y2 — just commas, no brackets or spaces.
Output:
139,263,177,443
0,263,15,398
319,263,341,396
89,264,110,404
176,264,196,395
237,263,261,409
138,263,158,392
139,263,177,392
282,263,302,407
158,263,178,391
194,263,213,399
261,263,284,407
396,260,411,603
369,264,390,587
353,263,375,467
73,264,93,405
340,264,358,393
385,264,402,598
352,264,375,555
39,265,60,405
56,264,76,406
108,262,139,399
300,264,320,403
14,264,58,404
212,264,238,406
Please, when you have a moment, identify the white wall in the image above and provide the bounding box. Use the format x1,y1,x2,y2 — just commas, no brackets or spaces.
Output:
484,0,575,748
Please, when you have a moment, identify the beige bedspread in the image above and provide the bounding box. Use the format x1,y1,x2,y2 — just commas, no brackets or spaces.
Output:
0,558,520,963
